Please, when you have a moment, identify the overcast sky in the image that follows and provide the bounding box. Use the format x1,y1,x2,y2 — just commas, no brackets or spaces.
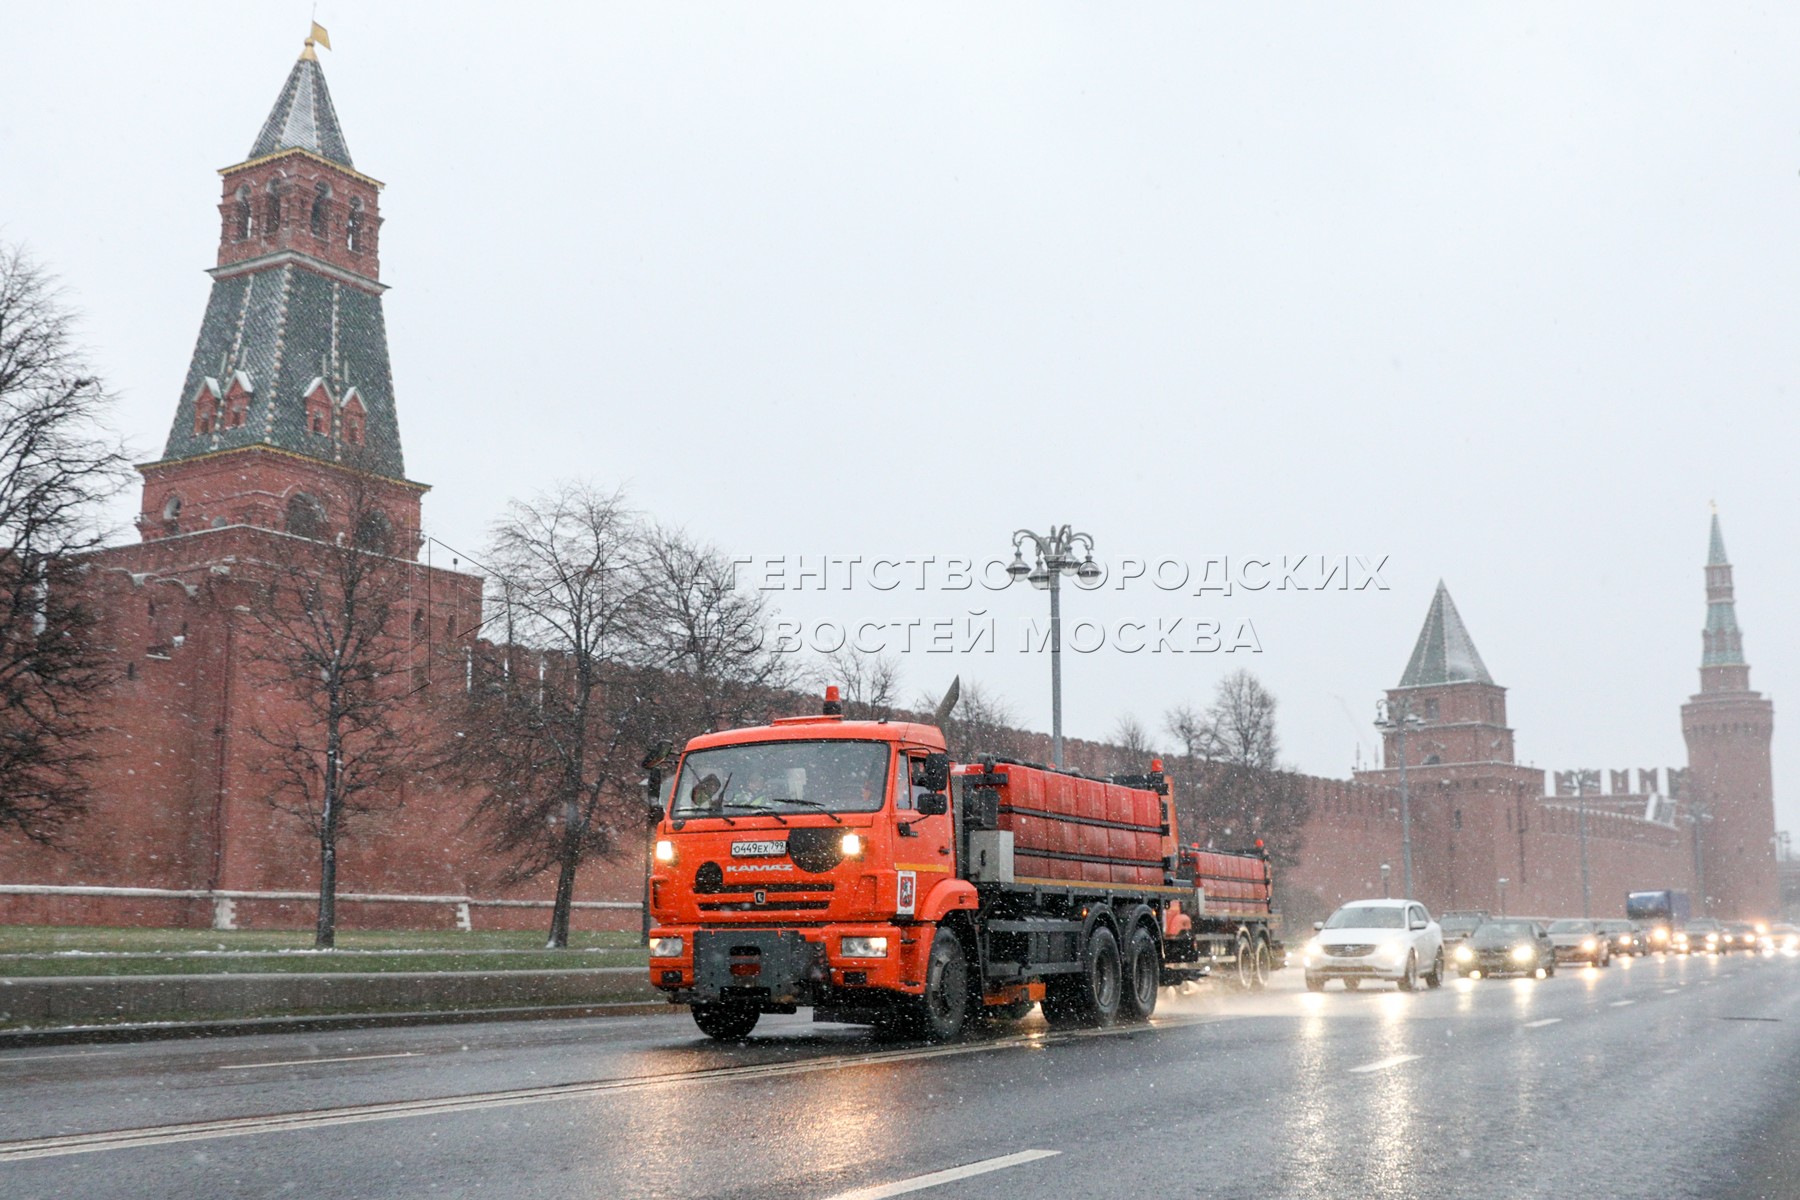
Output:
4,4,1797,834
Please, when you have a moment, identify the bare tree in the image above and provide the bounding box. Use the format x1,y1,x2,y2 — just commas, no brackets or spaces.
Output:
445,483,654,948
1109,713,1158,774
920,679,1022,762
818,647,902,721
637,524,796,738
250,487,416,947
1166,670,1311,866
0,246,129,844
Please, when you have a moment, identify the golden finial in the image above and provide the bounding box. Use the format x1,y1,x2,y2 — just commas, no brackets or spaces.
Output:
301,21,331,61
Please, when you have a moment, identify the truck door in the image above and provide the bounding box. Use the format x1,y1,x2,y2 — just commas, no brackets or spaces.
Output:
894,749,954,891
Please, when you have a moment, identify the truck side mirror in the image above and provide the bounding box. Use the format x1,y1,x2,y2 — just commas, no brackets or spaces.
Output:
914,752,950,792
916,790,948,817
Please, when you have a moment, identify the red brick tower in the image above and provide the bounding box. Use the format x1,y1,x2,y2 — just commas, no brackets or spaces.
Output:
1355,583,1544,912
1682,513,1779,918
136,40,425,554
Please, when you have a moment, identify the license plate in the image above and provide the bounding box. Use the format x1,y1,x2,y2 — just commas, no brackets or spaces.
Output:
731,839,787,858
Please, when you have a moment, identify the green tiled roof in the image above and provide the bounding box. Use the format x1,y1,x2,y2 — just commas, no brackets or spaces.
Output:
249,56,353,167
1399,581,1493,687
1707,512,1728,567
157,262,405,480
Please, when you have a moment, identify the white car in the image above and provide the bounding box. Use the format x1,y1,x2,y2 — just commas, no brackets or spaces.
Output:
1300,899,1445,992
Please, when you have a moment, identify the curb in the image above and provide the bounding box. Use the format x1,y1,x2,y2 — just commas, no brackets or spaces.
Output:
0,999,686,1049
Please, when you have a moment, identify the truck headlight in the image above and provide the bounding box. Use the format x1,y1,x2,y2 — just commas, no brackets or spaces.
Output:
649,936,683,958
840,936,888,958
1511,945,1535,963
654,839,676,864
840,831,864,858
1454,945,1474,963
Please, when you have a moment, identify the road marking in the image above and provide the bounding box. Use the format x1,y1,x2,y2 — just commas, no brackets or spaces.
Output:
1348,1054,1420,1074
220,1052,421,1071
1662,988,1681,994
1609,1000,1636,1008
1523,1018,1561,1028
0,1014,1218,1162
0,1052,110,1064
824,1150,1061,1200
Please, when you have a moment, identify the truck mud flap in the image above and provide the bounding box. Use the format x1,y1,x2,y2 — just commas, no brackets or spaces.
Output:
693,930,824,1007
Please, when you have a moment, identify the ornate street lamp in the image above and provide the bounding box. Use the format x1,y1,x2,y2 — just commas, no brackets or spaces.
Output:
1375,697,1426,901
1007,525,1100,769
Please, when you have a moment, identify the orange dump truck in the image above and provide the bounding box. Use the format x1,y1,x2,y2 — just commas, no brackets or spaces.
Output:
646,688,1282,1041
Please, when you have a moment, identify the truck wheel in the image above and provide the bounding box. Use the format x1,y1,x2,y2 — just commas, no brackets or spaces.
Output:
904,928,969,1041
1231,933,1254,989
1119,926,1160,1023
1250,938,1273,990
1046,925,1123,1028
691,1003,760,1041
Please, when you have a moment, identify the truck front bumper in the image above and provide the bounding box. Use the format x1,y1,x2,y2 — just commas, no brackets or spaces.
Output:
649,924,923,1009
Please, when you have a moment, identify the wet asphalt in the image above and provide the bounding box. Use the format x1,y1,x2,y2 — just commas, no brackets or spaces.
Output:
3,948,1799,1199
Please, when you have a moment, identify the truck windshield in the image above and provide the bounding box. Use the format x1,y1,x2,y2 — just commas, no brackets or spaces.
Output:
671,740,890,818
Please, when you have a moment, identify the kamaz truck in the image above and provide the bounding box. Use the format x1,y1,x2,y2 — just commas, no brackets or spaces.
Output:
645,687,1281,1041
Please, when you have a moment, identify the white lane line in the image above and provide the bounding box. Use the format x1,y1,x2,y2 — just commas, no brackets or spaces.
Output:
1523,1018,1562,1028
1662,988,1681,994
220,1052,421,1071
1609,1000,1636,1008
0,1053,111,1064
824,1150,1061,1200
0,1015,1220,1162
1348,1054,1420,1074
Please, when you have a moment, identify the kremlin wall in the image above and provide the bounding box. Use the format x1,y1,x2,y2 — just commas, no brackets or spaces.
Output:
0,49,1779,935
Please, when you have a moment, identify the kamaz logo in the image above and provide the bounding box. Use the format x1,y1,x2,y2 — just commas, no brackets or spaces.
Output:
727,864,792,873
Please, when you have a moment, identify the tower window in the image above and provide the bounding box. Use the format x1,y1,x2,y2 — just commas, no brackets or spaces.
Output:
264,178,283,236
162,494,183,523
194,393,218,435
234,187,253,241
343,413,364,445
284,492,327,540
346,199,365,254
311,182,332,239
354,509,392,553
225,395,249,429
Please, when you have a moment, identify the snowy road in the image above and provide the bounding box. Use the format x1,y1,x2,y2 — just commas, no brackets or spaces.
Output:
3,949,1799,1199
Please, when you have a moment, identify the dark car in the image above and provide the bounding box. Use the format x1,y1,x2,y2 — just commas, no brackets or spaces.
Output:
1678,918,1725,954
1452,920,1555,978
1438,910,1488,957
1722,921,1760,953
1595,919,1642,957
1548,919,1612,966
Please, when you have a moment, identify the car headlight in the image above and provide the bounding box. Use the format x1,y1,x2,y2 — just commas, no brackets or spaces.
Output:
840,936,888,959
1511,945,1536,963
1454,945,1474,963
654,839,676,864
840,831,864,858
1620,935,1633,946
1706,933,1719,944
649,936,684,958
1581,937,1597,952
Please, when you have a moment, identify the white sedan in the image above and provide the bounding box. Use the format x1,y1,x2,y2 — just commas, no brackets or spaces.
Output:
1300,899,1445,992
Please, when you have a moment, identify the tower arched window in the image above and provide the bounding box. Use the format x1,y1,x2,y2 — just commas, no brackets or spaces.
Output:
234,187,253,240
284,493,327,540
311,182,332,239
354,509,392,553
346,198,365,254
194,393,218,435
264,178,283,237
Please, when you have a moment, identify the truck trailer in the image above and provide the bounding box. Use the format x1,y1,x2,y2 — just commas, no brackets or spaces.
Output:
646,688,1281,1041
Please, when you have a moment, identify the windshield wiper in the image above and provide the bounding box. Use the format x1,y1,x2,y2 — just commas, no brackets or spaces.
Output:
771,798,843,824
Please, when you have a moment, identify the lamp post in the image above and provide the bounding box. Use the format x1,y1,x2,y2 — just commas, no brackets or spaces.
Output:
1573,773,1592,919
1006,525,1101,769
1375,697,1425,901
1380,863,1391,898
1498,877,1509,917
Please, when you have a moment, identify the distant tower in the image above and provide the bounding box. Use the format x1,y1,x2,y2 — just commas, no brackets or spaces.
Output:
136,39,425,553
1681,512,1778,917
1356,582,1544,911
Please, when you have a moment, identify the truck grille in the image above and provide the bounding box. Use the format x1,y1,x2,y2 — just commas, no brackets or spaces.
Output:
698,900,832,913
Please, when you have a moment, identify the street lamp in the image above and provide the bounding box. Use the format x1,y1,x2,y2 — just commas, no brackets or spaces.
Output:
1571,773,1592,920
1380,863,1391,899
1375,697,1425,901
1006,525,1100,769
1498,877,1509,917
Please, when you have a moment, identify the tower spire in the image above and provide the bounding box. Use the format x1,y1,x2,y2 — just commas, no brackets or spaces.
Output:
1399,580,1493,688
1700,510,1749,691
